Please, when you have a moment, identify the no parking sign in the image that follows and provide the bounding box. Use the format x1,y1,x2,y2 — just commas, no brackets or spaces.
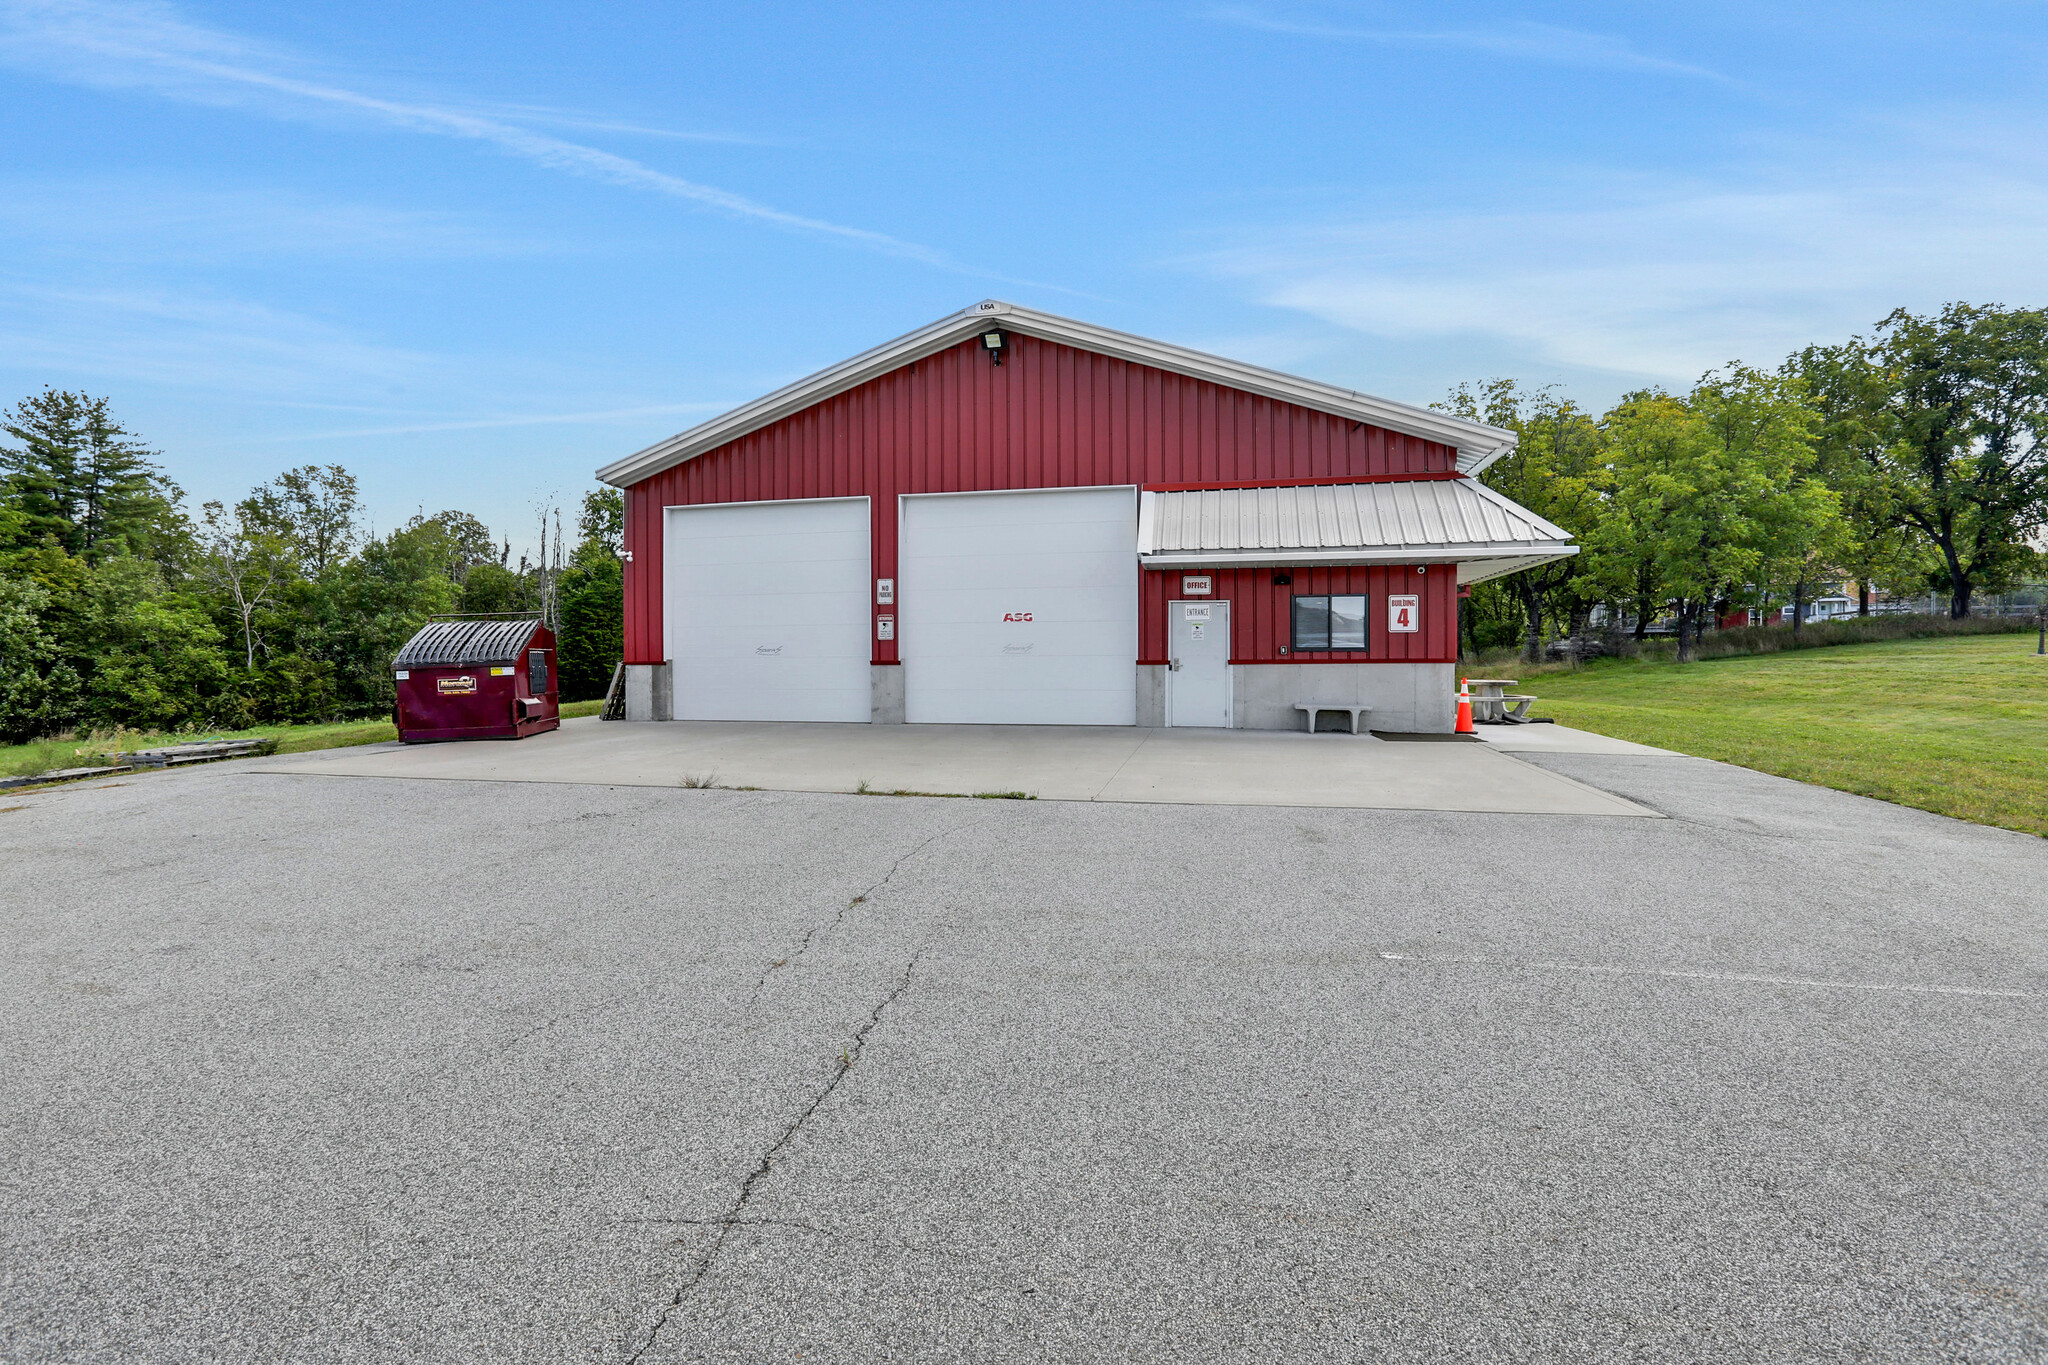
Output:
1388,594,1419,632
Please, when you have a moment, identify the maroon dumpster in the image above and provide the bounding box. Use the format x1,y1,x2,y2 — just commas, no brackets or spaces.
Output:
393,616,560,742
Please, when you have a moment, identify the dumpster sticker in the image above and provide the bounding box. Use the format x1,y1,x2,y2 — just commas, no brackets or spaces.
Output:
490,666,515,676
438,675,478,694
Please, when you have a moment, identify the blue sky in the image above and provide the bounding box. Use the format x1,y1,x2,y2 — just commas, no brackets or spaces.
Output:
4,1,2046,551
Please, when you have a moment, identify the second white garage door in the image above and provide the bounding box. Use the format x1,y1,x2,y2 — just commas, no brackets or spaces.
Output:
899,487,1137,725
664,498,871,722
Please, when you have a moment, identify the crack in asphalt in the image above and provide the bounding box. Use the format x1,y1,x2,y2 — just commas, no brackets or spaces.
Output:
749,823,969,1000
627,951,927,1364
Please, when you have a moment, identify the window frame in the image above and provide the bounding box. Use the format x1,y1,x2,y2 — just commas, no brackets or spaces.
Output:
1290,593,1370,653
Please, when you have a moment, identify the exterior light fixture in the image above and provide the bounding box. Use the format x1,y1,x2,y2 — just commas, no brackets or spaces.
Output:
982,329,1007,365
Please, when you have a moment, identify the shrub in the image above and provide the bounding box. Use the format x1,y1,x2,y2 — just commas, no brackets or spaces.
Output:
243,654,338,724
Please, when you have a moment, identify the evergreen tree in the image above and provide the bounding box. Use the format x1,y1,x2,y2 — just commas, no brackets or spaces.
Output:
0,390,182,563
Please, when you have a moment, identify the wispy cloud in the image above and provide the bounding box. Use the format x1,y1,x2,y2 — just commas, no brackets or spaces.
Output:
0,0,953,266
0,279,447,393
469,103,778,146
1209,6,1729,82
0,179,540,262
1190,166,2048,381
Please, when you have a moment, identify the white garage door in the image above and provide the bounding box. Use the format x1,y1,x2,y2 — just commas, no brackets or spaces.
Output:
664,498,871,722
900,487,1137,725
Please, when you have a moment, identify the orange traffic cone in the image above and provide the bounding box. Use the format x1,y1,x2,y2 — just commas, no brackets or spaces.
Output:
1455,678,1475,734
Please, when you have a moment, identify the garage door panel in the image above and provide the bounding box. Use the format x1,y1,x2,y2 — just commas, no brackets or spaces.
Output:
908,618,1135,651
673,595,867,632
668,622,871,654
900,488,1137,727
665,499,870,722
907,557,1134,594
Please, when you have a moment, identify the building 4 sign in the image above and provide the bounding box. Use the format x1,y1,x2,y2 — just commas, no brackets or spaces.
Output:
1387,594,1419,633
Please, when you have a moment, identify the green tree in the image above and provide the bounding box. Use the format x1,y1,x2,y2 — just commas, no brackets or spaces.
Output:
578,486,624,555
1785,343,1932,614
458,562,530,615
0,390,184,564
0,578,84,742
555,540,623,700
244,465,359,578
303,521,460,714
70,558,234,730
1810,304,2048,617
197,499,296,669
1585,369,1829,661
1442,380,1606,662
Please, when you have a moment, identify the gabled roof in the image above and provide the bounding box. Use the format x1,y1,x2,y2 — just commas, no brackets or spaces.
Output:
597,301,1519,489
394,617,544,669
1137,480,1577,585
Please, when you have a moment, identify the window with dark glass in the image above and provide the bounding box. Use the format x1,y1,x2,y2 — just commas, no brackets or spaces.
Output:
528,648,548,695
1291,595,1368,651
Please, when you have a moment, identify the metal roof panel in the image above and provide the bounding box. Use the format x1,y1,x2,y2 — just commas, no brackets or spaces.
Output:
1140,480,1576,557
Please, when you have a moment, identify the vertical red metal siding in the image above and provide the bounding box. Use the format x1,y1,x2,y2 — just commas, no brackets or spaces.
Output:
1140,566,1459,665
623,335,1460,663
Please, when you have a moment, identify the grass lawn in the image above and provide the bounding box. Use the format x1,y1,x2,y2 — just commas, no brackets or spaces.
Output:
0,699,605,781
1520,635,2048,837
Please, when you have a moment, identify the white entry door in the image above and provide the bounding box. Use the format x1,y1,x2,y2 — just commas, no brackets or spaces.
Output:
1166,599,1232,727
664,498,871,721
899,487,1137,725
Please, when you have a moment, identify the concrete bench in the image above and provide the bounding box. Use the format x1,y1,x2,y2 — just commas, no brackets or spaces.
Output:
1496,694,1536,722
1471,693,1538,723
1294,703,1371,735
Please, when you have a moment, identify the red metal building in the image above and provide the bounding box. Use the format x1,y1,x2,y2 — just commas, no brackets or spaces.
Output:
393,617,560,742
598,302,1575,732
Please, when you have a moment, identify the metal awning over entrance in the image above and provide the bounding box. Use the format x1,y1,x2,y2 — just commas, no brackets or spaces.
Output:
1137,479,1577,585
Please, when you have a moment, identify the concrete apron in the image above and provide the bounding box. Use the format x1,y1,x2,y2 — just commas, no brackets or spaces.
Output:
251,716,1662,817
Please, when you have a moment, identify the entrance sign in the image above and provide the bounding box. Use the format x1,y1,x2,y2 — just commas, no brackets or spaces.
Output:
1388,594,1420,633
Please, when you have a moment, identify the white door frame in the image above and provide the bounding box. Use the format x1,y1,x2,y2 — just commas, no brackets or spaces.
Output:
1165,597,1233,727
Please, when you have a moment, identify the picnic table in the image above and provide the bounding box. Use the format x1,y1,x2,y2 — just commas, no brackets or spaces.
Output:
1463,679,1535,724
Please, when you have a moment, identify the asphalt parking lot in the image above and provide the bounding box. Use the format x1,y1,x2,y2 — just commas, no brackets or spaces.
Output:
3,748,2044,1363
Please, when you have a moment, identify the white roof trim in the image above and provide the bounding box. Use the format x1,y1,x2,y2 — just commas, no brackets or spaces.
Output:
1142,543,1580,573
597,300,1519,488
1457,553,1581,586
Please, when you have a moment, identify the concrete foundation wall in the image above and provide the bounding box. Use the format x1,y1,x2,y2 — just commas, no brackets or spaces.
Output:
623,658,1452,731
623,662,672,722
1231,663,1456,733
1135,665,1166,727
871,665,906,724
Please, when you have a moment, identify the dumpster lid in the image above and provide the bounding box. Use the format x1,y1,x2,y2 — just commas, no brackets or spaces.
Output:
394,617,544,669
